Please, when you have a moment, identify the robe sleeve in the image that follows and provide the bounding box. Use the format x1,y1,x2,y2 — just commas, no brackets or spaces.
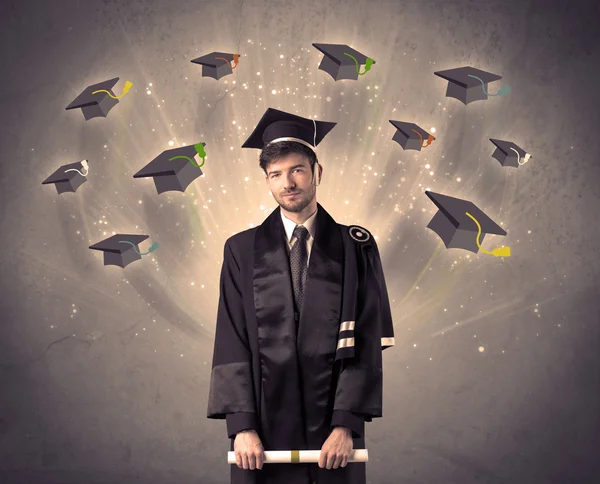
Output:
207,239,258,438
332,236,393,424
330,410,365,438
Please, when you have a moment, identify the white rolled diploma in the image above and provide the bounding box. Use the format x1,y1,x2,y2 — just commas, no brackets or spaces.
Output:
228,449,368,464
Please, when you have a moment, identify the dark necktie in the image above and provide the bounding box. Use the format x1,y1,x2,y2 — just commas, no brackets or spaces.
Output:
290,225,309,316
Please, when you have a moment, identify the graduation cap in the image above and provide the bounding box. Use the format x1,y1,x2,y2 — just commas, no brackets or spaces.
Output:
42,160,89,194
89,234,159,268
434,66,510,105
65,77,133,120
133,143,206,194
312,43,375,81
242,108,336,185
190,52,240,80
242,108,336,151
489,138,531,167
389,121,436,151
425,190,511,257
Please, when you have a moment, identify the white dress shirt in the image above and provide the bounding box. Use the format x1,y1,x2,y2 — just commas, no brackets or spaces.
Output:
281,207,318,267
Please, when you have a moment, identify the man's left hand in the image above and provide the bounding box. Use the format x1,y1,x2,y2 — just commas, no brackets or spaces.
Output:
319,426,353,469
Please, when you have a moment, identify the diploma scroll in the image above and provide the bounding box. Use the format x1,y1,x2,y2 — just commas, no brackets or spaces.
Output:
227,449,368,464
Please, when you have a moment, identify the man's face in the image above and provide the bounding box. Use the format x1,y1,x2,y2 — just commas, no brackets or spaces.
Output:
265,153,317,213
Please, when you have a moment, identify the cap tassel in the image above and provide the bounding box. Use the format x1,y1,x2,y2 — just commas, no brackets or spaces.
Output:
215,54,240,69
509,147,531,165
118,240,160,256
168,143,207,168
465,212,511,257
411,129,435,148
92,80,133,99
344,53,374,76
467,74,510,97
64,160,89,177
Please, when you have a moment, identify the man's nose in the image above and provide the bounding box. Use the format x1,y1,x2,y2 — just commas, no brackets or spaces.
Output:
282,173,296,188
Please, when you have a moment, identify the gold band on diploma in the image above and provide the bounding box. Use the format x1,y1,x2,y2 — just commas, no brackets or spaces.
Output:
291,450,300,463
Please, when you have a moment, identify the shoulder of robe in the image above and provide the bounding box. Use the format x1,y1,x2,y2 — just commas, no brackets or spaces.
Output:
347,225,374,247
226,227,257,256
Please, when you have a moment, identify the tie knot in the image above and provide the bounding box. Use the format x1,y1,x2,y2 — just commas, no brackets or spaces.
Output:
292,225,309,242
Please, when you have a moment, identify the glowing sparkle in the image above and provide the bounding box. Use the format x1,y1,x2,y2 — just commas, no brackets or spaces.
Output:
479,346,485,352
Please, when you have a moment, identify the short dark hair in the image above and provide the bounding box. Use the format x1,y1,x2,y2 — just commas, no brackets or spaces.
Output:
259,141,318,175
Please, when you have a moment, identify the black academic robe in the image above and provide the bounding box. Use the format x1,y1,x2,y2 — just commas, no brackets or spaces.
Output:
207,203,394,484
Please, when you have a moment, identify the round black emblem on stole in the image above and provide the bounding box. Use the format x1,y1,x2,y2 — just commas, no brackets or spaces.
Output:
348,225,371,243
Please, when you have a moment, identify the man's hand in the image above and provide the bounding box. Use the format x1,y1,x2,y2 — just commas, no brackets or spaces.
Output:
233,430,264,470
319,426,353,469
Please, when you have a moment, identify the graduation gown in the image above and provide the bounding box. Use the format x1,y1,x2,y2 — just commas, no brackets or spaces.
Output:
207,203,394,484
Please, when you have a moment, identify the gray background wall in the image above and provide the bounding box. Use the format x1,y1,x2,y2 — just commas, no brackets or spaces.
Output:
0,0,599,483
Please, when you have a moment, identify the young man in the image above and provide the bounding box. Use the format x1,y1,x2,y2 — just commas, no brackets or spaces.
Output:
207,108,395,484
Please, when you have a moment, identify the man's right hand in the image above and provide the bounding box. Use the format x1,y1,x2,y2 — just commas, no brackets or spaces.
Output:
233,429,264,470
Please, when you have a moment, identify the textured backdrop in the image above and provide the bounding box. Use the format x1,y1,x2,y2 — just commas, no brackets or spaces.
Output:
0,0,599,483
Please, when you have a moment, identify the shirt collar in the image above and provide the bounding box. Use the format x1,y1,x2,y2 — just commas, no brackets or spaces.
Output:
281,206,318,243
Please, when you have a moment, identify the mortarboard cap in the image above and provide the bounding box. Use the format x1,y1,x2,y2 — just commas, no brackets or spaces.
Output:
42,160,89,194
389,120,436,151
190,52,240,80
425,190,511,257
89,234,159,268
242,108,336,152
434,66,510,105
133,143,206,194
489,138,531,167
312,43,375,81
66,77,132,120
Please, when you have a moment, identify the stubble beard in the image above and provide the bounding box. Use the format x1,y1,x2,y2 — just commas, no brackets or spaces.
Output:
277,183,316,213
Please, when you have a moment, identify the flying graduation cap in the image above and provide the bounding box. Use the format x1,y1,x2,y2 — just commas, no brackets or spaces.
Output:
65,77,133,120
312,43,375,81
133,143,206,194
425,190,511,257
190,52,240,80
42,160,89,194
489,138,531,167
89,234,159,268
389,121,436,151
434,66,510,105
